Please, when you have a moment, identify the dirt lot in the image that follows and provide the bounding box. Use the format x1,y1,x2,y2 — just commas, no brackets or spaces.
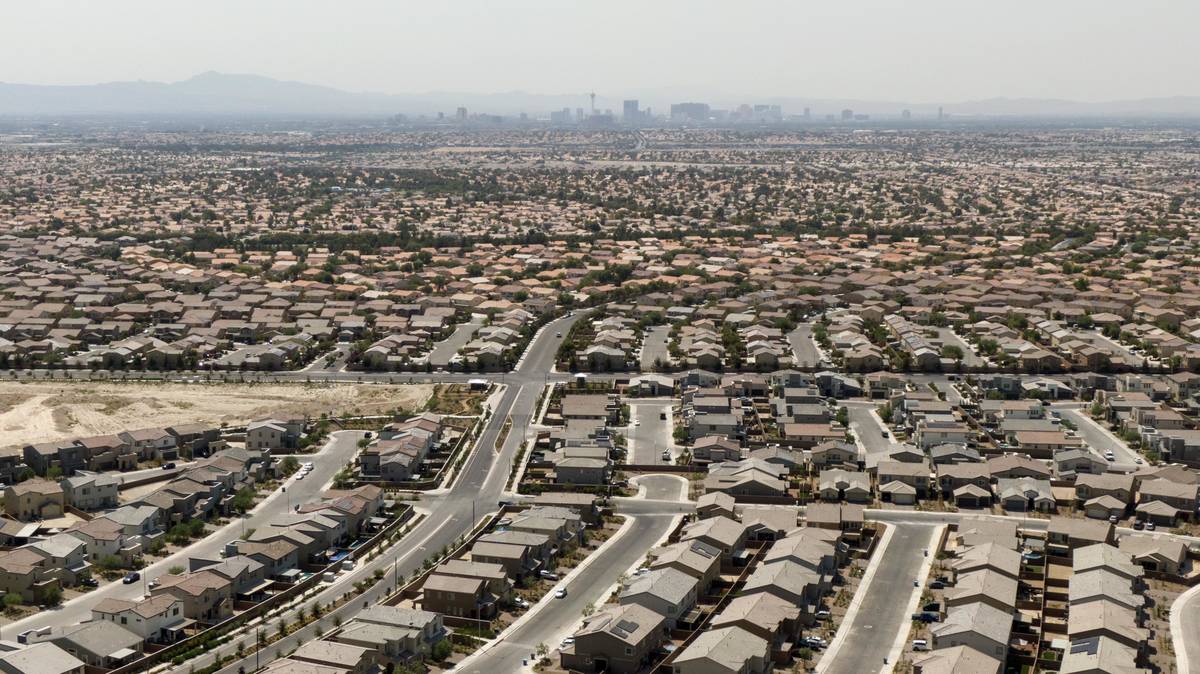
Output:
0,381,435,446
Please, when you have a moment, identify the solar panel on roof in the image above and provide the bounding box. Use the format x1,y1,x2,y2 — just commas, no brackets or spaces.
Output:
1069,637,1100,655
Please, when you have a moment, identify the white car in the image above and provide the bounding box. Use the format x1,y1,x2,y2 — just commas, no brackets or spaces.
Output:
295,472,305,480
555,588,567,599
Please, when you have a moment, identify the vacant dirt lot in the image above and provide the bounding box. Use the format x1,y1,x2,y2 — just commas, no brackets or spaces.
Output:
0,381,434,447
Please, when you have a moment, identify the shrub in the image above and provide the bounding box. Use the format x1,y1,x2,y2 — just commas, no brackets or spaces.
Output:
431,639,452,661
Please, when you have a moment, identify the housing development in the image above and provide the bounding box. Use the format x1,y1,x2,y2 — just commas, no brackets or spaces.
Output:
0,118,1197,674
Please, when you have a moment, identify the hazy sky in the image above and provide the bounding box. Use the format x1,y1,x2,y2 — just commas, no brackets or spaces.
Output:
4,0,1198,103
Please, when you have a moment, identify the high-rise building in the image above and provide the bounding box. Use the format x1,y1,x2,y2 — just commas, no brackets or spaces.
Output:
841,108,853,120
623,99,640,120
901,109,912,119
670,102,710,121
456,107,468,120
803,107,811,119
938,106,944,120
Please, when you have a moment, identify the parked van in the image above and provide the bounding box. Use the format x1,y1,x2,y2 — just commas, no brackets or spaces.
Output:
912,639,929,651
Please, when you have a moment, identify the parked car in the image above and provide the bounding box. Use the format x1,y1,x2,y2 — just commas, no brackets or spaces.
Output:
1133,520,1145,530
661,450,671,461
555,588,567,599
1146,522,1156,531
122,572,140,585
815,609,831,620
930,580,945,590
912,639,929,651
161,462,176,470
922,602,940,612
540,570,559,581
911,612,939,623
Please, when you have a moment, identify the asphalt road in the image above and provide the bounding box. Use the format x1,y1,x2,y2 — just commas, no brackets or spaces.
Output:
200,311,589,674
114,461,196,485
627,399,675,464
1173,584,1200,674
1053,405,1141,469
821,523,938,674
788,323,823,368
10,431,363,633
639,325,672,371
458,475,685,673
844,402,897,468
933,327,987,368
428,314,485,367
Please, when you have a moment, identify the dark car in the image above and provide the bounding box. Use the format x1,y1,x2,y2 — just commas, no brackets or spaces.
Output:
922,602,940,612
930,580,945,590
80,577,98,587
911,612,939,623
162,462,176,470
122,572,140,584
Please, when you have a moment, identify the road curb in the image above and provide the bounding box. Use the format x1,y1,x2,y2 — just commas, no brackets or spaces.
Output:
816,522,896,673
1172,582,1200,674
881,524,944,673
456,513,638,672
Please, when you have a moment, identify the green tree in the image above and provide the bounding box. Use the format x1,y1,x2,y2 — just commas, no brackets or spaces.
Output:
279,456,300,476
431,639,452,661
231,487,256,514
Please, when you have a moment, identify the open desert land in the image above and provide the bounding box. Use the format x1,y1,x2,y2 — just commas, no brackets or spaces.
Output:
0,381,435,447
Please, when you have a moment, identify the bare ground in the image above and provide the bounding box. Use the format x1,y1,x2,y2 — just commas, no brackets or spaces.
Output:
0,381,434,447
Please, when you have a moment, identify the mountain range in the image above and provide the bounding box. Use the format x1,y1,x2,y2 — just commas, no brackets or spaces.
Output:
2,72,1199,119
